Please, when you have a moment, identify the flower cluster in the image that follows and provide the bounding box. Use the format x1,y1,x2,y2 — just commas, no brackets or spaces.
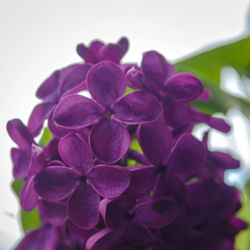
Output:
7,38,246,250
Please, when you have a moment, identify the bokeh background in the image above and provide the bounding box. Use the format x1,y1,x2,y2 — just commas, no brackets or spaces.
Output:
0,0,249,249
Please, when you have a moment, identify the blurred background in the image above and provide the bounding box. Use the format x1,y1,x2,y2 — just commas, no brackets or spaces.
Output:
0,0,249,249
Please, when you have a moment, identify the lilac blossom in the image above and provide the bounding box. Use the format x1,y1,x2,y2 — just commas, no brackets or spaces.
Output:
54,61,162,163
127,51,231,135
76,37,129,64
34,132,130,229
6,37,246,250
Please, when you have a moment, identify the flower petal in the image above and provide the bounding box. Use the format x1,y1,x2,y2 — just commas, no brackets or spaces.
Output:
20,176,38,211
7,119,33,150
54,94,104,129
118,37,129,54
126,65,144,90
164,73,203,102
34,166,79,201
97,37,128,64
112,91,162,124
163,98,193,128
206,116,231,133
66,220,97,239
197,89,211,101
97,44,125,64
67,182,99,229
207,151,240,169
48,111,72,138
28,103,55,136
137,120,172,165
124,165,158,198
99,197,136,227
133,198,179,228
27,144,46,178
89,119,130,164
187,179,220,207
58,63,92,96
61,80,87,97
11,148,31,179
87,61,127,107
38,200,67,226
88,165,130,198
36,70,60,101
86,226,125,250
142,51,168,85
15,224,58,250
168,134,206,174
76,40,103,63
141,51,175,97
124,223,153,247
58,133,92,174
154,173,187,206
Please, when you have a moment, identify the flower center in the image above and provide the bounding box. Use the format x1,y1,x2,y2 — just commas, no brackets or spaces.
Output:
104,111,112,120
157,164,167,174
80,175,87,183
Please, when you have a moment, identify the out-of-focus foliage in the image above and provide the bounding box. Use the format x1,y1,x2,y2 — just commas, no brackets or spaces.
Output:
38,127,52,147
20,208,40,233
176,36,250,118
12,179,24,197
236,180,250,250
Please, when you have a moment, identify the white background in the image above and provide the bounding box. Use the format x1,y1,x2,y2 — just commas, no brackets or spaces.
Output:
0,0,249,249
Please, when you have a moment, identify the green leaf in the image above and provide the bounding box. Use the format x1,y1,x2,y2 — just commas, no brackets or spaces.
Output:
175,36,250,118
130,138,142,153
38,127,52,147
11,179,24,197
235,181,250,249
175,36,250,85
21,208,41,233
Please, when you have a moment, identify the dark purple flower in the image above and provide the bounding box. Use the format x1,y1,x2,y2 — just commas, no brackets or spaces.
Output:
76,37,129,64
7,119,34,179
8,38,245,250
128,51,231,135
54,61,162,163
34,133,130,229
15,224,59,250
28,63,92,137
86,195,178,249
136,120,206,204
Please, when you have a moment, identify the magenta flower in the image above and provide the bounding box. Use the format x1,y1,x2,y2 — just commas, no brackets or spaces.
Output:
54,61,162,163
34,133,130,229
7,37,246,250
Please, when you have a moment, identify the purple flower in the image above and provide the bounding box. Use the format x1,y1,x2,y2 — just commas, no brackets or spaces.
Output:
87,195,178,249
7,119,34,179
7,37,246,250
33,133,130,229
127,51,231,134
28,63,92,137
76,37,129,64
54,61,162,163
135,120,206,204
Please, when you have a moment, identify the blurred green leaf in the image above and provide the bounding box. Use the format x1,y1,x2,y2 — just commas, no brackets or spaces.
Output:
11,179,24,197
38,127,52,147
21,208,41,233
175,36,250,118
236,180,250,250
175,36,250,85
130,138,142,153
